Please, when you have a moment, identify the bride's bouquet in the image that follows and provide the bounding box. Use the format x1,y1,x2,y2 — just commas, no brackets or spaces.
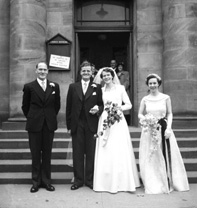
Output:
94,101,122,146
139,113,161,158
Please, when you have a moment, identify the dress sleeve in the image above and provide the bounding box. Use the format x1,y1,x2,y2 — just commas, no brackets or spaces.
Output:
120,85,132,111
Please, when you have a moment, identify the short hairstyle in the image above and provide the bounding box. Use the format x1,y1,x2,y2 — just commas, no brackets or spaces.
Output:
100,67,115,79
145,73,162,86
117,62,124,69
117,61,124,66
80,60,90,68
36,62,47,69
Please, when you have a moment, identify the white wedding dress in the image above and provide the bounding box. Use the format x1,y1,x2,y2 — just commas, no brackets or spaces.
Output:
139,93,189,194
93,85,140,193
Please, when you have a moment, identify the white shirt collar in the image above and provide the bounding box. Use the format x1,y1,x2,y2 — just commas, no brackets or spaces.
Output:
37,78,46,86
81,79,90,86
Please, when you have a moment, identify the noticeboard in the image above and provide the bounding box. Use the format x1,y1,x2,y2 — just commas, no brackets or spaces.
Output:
46,33,71,70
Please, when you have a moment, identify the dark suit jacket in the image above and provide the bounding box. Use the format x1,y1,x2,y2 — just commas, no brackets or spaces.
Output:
66,81,103,134
22,79,61,132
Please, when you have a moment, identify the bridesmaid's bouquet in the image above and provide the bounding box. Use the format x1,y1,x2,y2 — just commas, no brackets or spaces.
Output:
94,101,122,146
139,113,161,158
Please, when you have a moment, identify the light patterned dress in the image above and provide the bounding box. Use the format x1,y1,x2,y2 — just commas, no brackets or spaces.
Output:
139,93,189,194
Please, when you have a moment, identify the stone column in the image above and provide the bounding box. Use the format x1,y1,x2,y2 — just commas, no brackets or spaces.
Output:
0,0,10,123
9,0,47,118
136,0,163,124
162,0,197,115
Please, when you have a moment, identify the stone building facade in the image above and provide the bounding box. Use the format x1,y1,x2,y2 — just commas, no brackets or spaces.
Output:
0,0,197,128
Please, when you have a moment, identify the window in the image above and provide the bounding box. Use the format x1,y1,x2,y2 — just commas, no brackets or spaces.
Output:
76,0,131,26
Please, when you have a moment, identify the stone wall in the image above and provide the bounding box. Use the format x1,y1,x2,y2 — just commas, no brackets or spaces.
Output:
0,0,10,125
136,0,163,107
47,0,74,127
163,0,197,115
9,0,47,118
1,0,197,128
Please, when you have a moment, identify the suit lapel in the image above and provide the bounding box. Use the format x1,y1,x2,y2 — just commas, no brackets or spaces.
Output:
45,80,53,102
33,80,45,102
75,82,83,101
85,82,93,100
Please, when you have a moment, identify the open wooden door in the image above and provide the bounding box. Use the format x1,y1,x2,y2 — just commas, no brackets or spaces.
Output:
127,32,133,125
75,33,80,81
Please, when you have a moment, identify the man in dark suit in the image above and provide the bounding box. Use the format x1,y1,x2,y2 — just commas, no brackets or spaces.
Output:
110,59,118,73
22,62,60,193
66,62,103,190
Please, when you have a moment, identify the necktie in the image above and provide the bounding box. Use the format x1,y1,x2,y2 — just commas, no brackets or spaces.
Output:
41,81,46,91
83,82,88,94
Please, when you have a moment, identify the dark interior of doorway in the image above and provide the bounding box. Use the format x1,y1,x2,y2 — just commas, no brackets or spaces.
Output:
78,32,133,125
78,32,130,70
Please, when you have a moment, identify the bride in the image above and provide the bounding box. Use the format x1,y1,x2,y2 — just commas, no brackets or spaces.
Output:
93,67,140,193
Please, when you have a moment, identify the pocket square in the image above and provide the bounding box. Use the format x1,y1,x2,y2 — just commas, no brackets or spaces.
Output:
52,91,55,94
92,92,96,95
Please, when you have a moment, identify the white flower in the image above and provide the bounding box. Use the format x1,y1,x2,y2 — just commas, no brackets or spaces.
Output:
91,83,97,88
50,82,55,87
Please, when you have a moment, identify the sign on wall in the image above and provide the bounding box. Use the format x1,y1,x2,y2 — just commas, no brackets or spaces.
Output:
46,33,71,70
49,54,70,69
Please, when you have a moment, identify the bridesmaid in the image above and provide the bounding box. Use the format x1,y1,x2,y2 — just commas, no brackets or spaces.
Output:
138,73,189,194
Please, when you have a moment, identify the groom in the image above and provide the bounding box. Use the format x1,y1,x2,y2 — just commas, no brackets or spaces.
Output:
66,62,103,190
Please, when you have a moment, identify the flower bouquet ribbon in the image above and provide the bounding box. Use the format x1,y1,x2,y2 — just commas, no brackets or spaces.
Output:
94,101,122,147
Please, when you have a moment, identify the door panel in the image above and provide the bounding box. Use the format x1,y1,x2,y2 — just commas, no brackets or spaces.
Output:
75,33,80,80
127,33,133,124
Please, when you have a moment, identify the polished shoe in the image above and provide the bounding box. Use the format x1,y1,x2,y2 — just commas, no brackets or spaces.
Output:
86,184,93,189
71,184,82,190
42,184,55,191
30,186,39,193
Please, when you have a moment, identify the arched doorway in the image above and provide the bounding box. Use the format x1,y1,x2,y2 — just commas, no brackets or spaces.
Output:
74,0,134,125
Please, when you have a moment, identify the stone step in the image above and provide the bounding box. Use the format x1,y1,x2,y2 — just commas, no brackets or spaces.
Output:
0,138,71,149
0,158,196,172
1,118,26,131
173,129,197,138
2,116,197,130
0,172,73,184
0,128,196,139
0,160,73,172
0,130,70,139
0,147,197,159
0,128,196,184
172,116,197,129
0,137,197,149
0,171,196,184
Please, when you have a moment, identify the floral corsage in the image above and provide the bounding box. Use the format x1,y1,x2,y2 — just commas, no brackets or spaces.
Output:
91,83,97,88
49,82,55,88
